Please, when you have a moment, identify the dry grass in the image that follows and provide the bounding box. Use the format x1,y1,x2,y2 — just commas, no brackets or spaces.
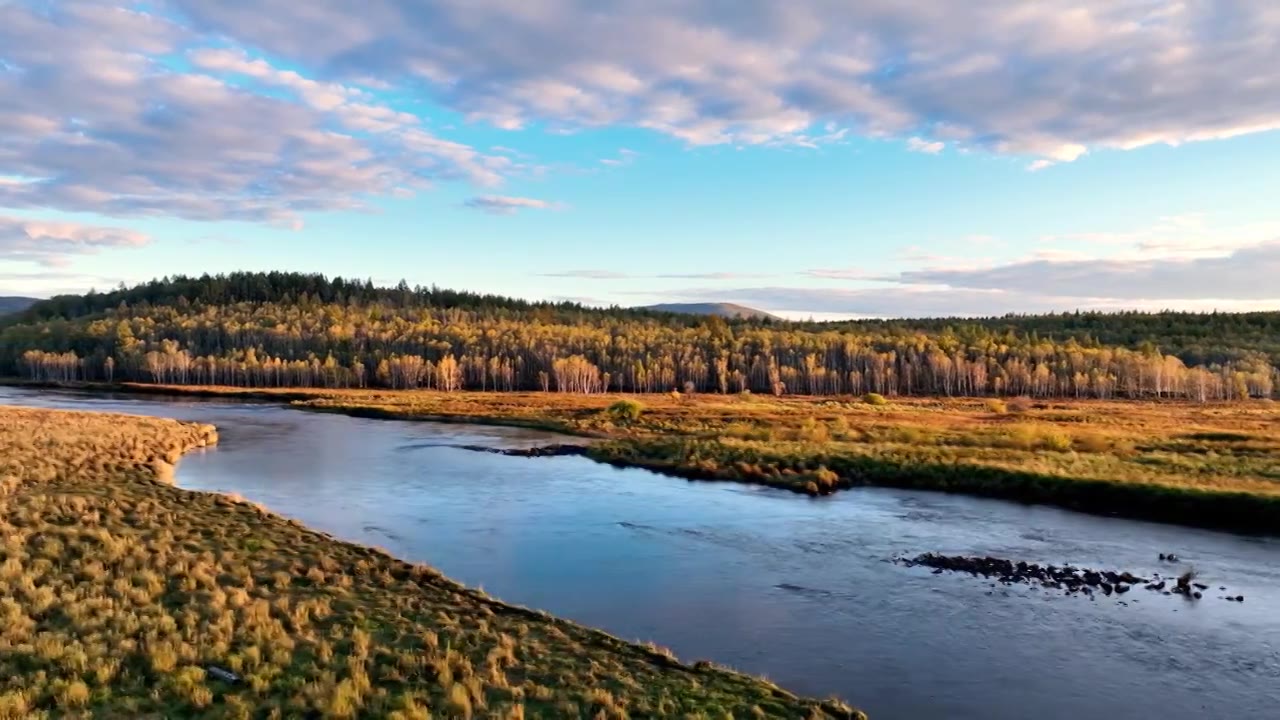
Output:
0,405,861,719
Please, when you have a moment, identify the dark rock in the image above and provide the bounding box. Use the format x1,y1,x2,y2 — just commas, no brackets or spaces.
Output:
457,443,591,458
900,552,1234,607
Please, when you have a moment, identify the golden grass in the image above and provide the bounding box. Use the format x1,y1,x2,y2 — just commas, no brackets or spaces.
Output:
0,405,861,719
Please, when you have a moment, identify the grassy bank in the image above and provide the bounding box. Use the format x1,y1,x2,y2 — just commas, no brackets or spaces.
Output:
6,380,1280,533
0,405,861,719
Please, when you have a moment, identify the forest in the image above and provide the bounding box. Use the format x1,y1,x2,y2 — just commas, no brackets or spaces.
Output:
3,272,1277,400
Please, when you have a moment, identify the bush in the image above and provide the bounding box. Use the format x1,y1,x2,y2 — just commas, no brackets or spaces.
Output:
1007,396,1033,413
985,398,1008,415
813,466,839,490
863,393,888,406
1039,429,1073,452
999,424,1073,452
796,417,829,443
1074,433,1112,453
605,399,644,423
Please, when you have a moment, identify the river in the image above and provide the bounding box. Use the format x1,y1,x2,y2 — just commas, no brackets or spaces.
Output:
3,386,1278,719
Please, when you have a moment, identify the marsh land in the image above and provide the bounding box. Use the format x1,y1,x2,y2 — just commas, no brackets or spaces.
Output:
0,402,859,719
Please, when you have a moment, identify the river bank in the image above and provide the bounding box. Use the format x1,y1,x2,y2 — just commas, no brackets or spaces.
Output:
7,380,1277,534
0,403,860,719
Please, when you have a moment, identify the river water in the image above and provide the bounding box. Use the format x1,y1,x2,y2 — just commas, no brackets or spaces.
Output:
4,387,1278,719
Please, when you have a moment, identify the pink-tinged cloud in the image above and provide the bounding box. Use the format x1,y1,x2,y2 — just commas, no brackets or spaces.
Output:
0,215,149,267
464,195,562,215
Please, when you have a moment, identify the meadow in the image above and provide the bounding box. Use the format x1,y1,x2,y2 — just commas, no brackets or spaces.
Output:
0,405,861,719
67,383,1280,533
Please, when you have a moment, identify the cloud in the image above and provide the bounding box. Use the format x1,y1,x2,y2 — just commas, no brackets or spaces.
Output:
600,148,640,167
671,284,1279,319
906,137,945,154
464,195,561,215
893,240,1280,301
654,272,774,280
0,215,149,267
537,269,772,280
0,2,515,225
0,270,131,297
170,0,1280,164
538,269,631,279
804,268,879,280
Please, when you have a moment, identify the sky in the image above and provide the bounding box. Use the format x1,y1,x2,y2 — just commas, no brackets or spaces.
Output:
2,1,1280,319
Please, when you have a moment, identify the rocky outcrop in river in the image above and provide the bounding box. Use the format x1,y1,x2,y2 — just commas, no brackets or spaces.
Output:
455,443,590,457
899,553,1243,603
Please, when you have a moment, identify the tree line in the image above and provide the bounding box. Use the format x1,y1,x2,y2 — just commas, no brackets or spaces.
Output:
3,273,1276,400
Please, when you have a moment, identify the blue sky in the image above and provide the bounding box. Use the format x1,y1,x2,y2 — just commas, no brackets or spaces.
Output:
3,1,1280,318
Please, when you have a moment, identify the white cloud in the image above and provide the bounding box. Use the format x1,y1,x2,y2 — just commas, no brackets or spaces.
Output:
0,2,518,225
0,215,149,267
169,0,1280,165
464,195,560,215
893,240,1280,301
539,269,630,279
754,215,1280,315
671,284,1280,319
906,137,945,154
600,148,640,167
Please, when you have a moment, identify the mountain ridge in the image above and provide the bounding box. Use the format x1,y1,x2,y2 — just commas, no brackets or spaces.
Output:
0,297,39,316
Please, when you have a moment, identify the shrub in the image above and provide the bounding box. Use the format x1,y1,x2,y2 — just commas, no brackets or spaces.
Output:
605,399,644,423
862,393,888,406
1000,424,1072,451
796,417,829,443
830,416,852,439
1039,429,1074,452
56,681,90,709
1074,433,1113,453
1007,396,1033,413
886,426,925,444
985,398,1008,415
813,466,839,490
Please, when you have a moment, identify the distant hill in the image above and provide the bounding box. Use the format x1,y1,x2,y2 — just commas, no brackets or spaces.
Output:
642,302,780,320
0,297,38,316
